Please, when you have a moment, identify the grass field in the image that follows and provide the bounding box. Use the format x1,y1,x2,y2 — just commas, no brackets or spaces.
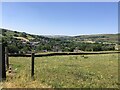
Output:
3,54,119,88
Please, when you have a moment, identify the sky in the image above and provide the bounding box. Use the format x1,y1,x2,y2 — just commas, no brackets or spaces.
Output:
1,2,118,36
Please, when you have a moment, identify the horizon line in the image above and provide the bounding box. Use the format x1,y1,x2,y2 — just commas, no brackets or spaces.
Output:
1,27,119,37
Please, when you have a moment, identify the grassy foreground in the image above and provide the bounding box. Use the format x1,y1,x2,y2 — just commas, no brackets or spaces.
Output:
3,54,119,88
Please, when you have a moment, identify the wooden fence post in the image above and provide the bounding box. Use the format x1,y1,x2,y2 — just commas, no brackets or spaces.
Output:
5,47,9,70
1,44,6,80
0,43,2,81
31,53,34,79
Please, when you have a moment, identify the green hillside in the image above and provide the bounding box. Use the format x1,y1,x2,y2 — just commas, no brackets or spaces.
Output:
72,34,118,43
0,28,119,54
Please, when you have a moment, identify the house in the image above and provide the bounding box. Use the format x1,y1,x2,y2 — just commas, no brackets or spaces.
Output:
42,50,47,52
115,44,120,50
74,47,83,52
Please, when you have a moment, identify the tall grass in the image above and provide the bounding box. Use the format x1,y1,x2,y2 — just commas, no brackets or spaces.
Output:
3,54,118,88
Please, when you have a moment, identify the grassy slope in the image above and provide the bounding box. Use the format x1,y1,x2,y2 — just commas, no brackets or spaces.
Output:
73,34,118,43
3,54,118,88
3,29,33,40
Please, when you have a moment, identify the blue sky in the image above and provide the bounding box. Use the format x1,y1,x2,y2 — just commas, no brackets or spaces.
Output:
2,2,118,36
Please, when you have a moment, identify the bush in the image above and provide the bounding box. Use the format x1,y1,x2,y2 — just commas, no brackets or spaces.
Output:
8,44,19,53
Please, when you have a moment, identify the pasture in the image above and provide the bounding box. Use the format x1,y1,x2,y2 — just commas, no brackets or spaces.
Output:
3,53,119,88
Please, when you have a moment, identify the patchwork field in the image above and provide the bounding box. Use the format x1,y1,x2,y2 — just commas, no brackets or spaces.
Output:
3,54,119,88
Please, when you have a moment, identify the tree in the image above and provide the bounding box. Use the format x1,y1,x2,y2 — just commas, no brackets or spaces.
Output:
14,33,18,37
20,32,27,38
8,44,19,53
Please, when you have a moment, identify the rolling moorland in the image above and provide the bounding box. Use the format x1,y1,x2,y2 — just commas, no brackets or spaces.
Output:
0,28,120,54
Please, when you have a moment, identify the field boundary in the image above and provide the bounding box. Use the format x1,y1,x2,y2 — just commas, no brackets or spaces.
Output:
8,51,120,57
2,46,120,80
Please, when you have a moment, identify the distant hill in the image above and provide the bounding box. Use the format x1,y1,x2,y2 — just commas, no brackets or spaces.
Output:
72,34,119,44
0,28,119,53
1,28,119,43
